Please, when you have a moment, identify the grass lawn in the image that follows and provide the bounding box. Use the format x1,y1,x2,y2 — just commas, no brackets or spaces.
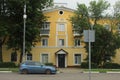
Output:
0,68,19,72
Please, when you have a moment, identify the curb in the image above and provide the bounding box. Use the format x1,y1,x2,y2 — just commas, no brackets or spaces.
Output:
0,71,12,73
83,71,120,73
83,71,99,73
107,71,120,73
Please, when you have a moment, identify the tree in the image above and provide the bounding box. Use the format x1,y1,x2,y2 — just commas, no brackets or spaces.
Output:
89,0,110,26
0,0,11,62
85,25,120,66
113,0,120,24
2,0,53,63
70,4,90,34
71,0,120,66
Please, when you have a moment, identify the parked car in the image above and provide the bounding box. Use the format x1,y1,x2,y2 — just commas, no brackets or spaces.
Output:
19,61,57,74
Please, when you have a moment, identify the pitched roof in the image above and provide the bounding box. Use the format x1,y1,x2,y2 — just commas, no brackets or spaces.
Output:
55,49,68,55
43,6,75,13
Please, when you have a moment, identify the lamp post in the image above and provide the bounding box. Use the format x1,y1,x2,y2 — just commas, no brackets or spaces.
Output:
23,2,27,62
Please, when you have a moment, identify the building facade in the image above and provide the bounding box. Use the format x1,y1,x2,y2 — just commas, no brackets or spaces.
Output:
2,6,120,68
2,6,87,68
32,6,87,67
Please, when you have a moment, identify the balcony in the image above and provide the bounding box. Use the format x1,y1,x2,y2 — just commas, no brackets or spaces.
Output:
40,29,50,37
73,29,81,37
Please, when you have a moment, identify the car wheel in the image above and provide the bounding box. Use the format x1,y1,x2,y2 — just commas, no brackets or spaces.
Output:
22,69,28,74
45,69,51,74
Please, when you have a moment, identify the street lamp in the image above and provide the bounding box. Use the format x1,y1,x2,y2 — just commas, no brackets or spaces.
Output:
23,2,27,62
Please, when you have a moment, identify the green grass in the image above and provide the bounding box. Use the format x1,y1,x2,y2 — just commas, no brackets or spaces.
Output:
0,68,19,72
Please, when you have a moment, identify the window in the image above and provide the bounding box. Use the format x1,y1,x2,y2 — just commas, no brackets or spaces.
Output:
104,24,110,30
59,10,64,15
74,38,80,46
58,24,65,31
42,22,50,30
117,24,120,30
42,38,48,46
27,53,32,61
11,52,17,62
74,54,81,64
41,54,48,64
59,39,64,46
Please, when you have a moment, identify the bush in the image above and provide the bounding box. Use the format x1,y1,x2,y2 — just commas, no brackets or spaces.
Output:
81,62,98,69
0,62,16,68
45,63,53,66
103,62,120,69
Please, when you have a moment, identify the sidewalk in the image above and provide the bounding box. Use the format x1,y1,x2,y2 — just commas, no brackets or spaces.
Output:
57,68,83,73
57,68,120,73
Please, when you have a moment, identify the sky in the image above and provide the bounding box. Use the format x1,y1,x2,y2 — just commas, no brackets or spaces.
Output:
54,0,118,9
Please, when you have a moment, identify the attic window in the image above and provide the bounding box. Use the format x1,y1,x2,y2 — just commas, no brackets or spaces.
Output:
59,10,64,15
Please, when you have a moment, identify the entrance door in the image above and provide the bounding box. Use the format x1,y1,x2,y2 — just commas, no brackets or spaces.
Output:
58,54,65,68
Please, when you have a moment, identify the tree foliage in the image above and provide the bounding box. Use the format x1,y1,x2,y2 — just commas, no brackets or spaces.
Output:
0,0,53,63
71,0,120,66
70,4,90,34
113,0,120,23
89,0,110,25
0,0,12,62
85,25,120,66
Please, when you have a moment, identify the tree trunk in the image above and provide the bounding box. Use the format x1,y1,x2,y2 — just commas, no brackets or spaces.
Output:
19,48,23,63
0,39,3,62
19,47,23,63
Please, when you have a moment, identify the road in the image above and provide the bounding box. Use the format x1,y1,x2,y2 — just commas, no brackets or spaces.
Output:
0,72,120,80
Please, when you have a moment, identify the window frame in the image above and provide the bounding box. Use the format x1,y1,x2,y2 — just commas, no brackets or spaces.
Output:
74,38,81,47
41,53,49,64
58,39,64,46
57,23,65,31
41,38,48,47
104,24,110,30
11,52,17,62
74,54,82,65
41,22,50,30
27,53,32,61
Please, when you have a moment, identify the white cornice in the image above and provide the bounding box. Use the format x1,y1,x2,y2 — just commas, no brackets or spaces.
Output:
43,6,75,13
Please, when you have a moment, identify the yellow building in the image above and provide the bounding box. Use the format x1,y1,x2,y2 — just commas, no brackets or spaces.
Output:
2,6,120,67
33,6,87,68
2,6,87,68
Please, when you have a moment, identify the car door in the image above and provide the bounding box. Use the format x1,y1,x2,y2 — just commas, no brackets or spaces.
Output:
34,62,45,73
26,62,37,73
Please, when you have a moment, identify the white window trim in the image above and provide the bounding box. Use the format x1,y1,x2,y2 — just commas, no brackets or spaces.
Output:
73,53,82,65
41,38,48,47
56,22,68,47
26,54,32,61
58,39,65,46
57,23,65,32
74,38,81,47
40,53,50,64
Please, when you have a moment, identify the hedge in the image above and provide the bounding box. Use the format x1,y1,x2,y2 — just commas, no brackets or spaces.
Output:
103,62,120,69
0,62,16,68
81,62,98,69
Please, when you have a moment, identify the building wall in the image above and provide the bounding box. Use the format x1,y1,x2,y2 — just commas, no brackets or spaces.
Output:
2,7,120,67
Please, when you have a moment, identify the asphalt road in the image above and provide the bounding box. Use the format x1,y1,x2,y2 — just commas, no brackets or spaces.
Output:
0,72,120,80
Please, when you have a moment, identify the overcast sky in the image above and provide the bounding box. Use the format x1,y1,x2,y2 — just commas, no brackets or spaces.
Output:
54,0,118,9
54,0,119,14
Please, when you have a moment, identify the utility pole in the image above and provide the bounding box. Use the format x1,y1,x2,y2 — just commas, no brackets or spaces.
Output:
84,29,95,80
23,2,27,62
